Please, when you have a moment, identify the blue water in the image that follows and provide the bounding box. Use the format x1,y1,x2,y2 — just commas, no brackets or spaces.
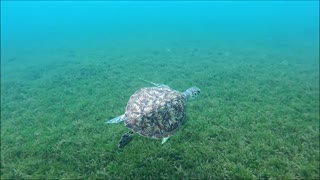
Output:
2,1,319,57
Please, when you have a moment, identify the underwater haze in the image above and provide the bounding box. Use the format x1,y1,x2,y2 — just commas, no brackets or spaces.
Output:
1,1,319,179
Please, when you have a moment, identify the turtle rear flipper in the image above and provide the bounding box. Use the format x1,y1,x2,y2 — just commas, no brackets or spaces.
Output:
118,131,134,148
106,115,124,124
161,137,170,144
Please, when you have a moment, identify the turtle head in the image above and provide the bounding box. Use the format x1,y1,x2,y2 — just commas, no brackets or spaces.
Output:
183,86,200,100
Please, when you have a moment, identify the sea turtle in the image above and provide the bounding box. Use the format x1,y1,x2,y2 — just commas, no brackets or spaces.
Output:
106,81,200,148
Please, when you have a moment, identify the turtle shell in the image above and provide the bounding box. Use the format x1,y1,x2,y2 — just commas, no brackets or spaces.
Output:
124,87,187,139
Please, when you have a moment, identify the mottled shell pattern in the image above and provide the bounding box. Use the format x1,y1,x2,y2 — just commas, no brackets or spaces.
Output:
124,87,187,139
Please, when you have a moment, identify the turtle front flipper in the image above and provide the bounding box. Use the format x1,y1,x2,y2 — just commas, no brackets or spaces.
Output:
105,115,124,124
139,78,169,88
118,131,134,148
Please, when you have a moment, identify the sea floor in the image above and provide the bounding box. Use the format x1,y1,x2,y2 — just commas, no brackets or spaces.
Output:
1,37,319,179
